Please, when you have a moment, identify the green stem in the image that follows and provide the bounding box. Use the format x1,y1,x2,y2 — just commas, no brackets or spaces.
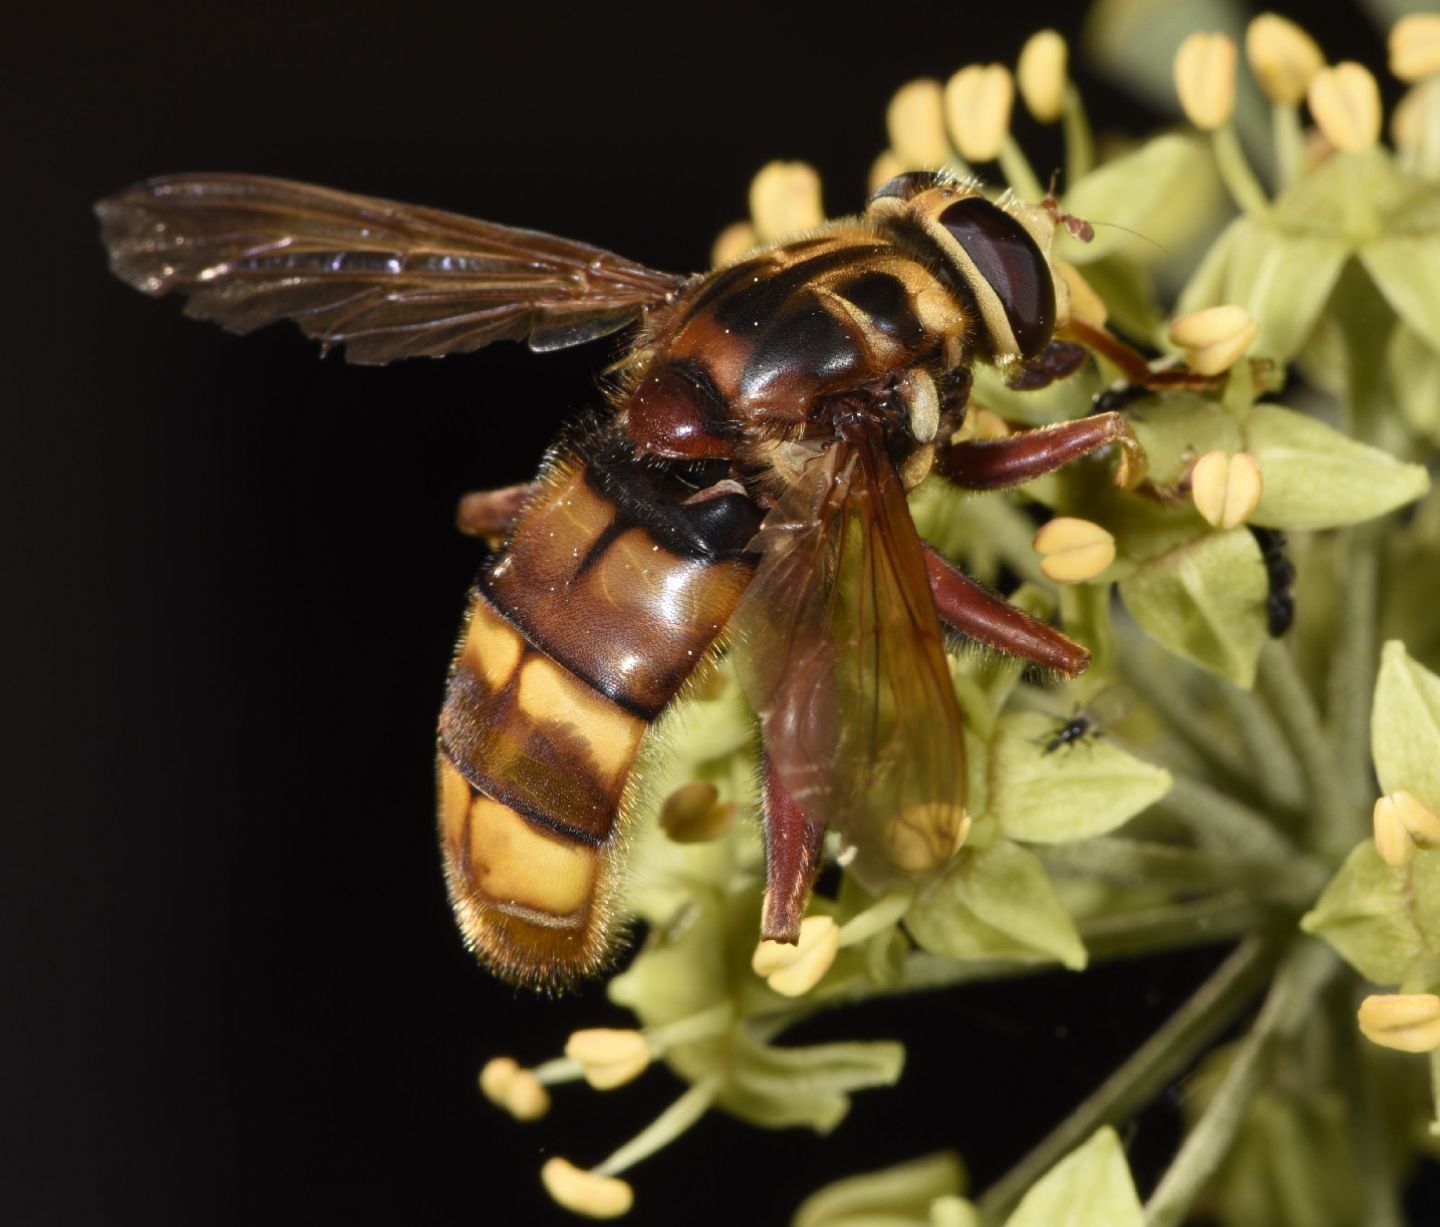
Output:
1271,102,1305,193
941,147,975,175
532,1055,584,1085
837,891,914,946
1117,654,1253,793
593,1076,720,1177
1211,125,1271,219
1036,838,1326,909
646,1001,735,1052
1258,642,1355,860
1143,940,1339,1227
976,936,1276,1225
970,496,1051,586
1331,259,1393,443
1062,84,1095,184
1336,153,1383,248
1157,772,1301,863
1334,990,1406,1227
1079,893,1272,962
999,135,1045,204
869,951,1043,993
822,900,1271,1013
1327,522,1382,820
1214,681,1306,816
1418,78,1440,185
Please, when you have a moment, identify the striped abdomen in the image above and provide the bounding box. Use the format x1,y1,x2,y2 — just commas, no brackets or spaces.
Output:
437,430,760,986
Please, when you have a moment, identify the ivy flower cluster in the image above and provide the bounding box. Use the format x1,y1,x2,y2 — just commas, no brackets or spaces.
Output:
480,8,1440,1223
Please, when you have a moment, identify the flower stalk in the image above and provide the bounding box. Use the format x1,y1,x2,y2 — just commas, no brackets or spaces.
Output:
1257,643,1357,860
1329,521,1383,814
1061,83,1095,184
1211,125,1273,217
1338,1005,1408,1227
1144,941,1340,1227
592,1077,722,1178
976,936,1277,1225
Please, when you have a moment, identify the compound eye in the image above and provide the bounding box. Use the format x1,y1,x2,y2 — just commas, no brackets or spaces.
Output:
868,170,947,204
937,197,1055,360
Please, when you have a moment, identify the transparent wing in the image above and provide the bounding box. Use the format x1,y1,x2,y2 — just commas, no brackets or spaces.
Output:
96,173,693,363
733,419,967,889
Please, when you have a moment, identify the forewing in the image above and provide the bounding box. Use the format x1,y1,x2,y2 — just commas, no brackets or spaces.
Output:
96,173,693,363
734,423,967,889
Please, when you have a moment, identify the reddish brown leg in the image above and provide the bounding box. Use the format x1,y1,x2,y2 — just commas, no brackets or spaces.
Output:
1060,319,1223,392
760,755,826,944
923,545,1089,677
937,411,1144,490
455,482,533,542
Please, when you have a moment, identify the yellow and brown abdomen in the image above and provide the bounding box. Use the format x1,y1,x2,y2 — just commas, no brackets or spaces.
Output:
437,431,760,987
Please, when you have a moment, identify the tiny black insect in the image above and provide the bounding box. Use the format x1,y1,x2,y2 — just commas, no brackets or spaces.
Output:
1250,526,1295,638
1042,712,1103,754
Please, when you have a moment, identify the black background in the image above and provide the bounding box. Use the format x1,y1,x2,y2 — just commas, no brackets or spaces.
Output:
14,2,1435,1224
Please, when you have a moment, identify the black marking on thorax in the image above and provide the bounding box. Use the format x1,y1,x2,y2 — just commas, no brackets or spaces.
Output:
872,215,978,331
738,290,868,404
832,269,926,348
688,244,888,336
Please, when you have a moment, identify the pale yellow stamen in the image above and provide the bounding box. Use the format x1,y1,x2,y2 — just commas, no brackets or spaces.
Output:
1374,795,1417,868
711,221,756,268
1168,304,1258,376
748,161,824,242
951,407,1010,444
869,149,906,196
1245,13,1324,105
887,79,951,169
1308,63,1382,153
1392,790,1440,848
1175,32,1238,131
1190,451,1263,530
479,1056,519,1105
659,780,735,844
1391,14,1440,84
1358,993,1440,1054
564,1029,653,1091
503,1069,551,1121
1033,518,1115,584
752,915,840,997
1391,83,1430,154
541,1158,635,1219
943,64,1015,162
1017,30,1068,123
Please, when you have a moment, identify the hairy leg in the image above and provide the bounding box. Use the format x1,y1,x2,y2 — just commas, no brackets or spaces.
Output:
759,755,827,945
937,410,1144,490
454,482,533,543
1060,318,1225,392
923,545,1090,677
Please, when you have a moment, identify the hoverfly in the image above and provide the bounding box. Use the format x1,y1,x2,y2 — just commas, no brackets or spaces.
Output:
97,170,1154,989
